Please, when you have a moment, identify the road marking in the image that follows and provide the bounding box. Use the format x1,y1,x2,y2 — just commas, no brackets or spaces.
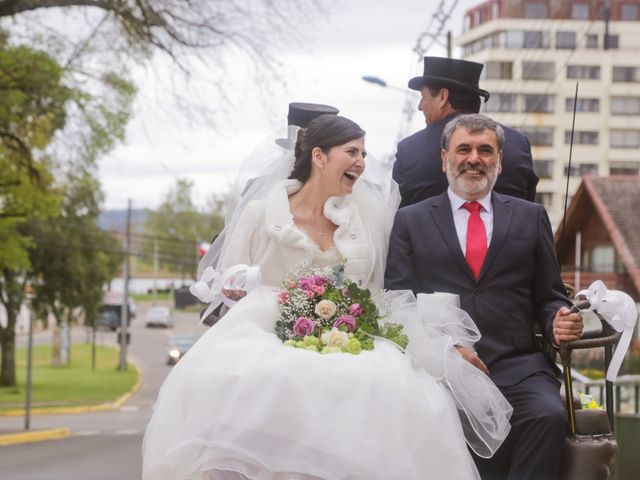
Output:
115,429,140,435
118,405,139,412
75,430,100,436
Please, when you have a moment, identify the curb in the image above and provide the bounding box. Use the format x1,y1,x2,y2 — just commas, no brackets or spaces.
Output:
0,428,71,447
0,362,142,417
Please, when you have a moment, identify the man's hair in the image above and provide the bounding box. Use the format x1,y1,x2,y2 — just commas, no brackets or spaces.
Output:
426,83,481,114
441,114,505,151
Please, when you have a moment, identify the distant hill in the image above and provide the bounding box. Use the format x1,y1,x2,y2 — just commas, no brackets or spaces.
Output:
98,209,149,232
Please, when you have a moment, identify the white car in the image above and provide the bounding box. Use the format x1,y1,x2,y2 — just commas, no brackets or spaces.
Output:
145,306,174,328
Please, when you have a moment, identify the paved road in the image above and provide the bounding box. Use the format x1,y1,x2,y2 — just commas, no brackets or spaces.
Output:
0,301,205,479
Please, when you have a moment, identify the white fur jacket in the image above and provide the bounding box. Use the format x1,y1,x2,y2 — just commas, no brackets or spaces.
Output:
219,179,379,289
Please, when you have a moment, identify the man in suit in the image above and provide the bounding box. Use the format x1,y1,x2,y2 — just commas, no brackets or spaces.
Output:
385,114,583,480
394,56,538,208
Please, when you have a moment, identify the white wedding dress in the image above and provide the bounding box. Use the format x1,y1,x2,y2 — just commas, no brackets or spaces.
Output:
142,233,511,480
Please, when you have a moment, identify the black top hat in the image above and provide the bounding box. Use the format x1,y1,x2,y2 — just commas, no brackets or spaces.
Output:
287,102,339,128
408,57,490,101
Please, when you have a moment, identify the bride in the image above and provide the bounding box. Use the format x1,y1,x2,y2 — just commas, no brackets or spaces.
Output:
142,114,512,480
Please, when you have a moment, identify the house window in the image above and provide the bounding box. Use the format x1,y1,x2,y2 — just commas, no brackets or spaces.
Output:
556,31,577,49
566,97,600,112
567,65,600,79
564,131,599,145
522,61,555,80
564,163,598,176
571,3,590,19
613,66,639,82
525,1,548,18
483,93,517,113
520,127,554,146
535,192,553,208
589,245,616,273
611,129,640,148
533,159,554,179
611,96,640,115
586,34,598,48
610,161,640,175
523,94,555,113
484,61,513,80
621,4,639,21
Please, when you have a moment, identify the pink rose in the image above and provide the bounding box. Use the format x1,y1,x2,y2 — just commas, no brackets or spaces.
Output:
312,285,326,295
286,280,297,289
305,290,316,299
333,314,356,333
311,274,328,287
293,317,316,337
277,291,289,304
348,303,363,316
298,277,314,291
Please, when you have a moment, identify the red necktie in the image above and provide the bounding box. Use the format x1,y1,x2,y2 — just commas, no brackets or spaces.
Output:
463,201,487,279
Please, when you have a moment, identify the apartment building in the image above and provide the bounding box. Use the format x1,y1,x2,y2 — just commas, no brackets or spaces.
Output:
458,0,640,226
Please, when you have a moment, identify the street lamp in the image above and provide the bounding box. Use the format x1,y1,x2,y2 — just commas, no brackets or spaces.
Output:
361,75,415,94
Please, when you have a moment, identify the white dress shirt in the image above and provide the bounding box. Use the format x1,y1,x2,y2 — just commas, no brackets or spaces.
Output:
447,188,494,256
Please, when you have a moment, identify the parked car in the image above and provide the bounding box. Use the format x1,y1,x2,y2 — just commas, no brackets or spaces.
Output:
145,306,174,328
95,310,121,331
166,334,198,365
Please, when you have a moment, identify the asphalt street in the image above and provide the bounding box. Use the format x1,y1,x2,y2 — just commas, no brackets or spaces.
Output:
0,301,205,479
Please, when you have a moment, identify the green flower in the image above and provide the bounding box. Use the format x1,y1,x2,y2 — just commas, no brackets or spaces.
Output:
321,346,343,354
305,344,319,352
345,338,362,355
303,335,320,347
283,339,296,347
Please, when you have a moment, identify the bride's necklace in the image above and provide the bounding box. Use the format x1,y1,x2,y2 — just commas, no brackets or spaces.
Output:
292,211,331,237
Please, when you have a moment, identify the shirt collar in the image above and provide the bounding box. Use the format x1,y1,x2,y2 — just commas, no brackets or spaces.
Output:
447,187,493,213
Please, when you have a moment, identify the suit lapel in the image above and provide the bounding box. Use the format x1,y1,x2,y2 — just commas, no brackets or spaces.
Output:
429,193,475,281
477,192,512,281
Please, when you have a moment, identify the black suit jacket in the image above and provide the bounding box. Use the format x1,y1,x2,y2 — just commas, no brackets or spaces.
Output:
393,113,539,208
384,191,570,387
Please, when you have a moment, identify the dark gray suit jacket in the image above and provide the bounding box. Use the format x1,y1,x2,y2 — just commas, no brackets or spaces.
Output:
384,191,570,387
393,113,539,208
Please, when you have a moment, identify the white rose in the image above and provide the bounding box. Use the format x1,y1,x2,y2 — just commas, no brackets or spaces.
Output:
315,299,337,319
321,328,349,349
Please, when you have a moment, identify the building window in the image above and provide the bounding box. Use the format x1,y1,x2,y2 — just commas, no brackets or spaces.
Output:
525,1,548,18
520,127,554,146
610,161,640,175
611,129,640,148
605,34,619,49
533,160,554,179
484,61,513,79
524,31,547,48
464,14,471,32
535,192,553,208
566,97,600,112
491,2,499,19
611,96,640,115
586,34,598,48
571,3,590,19
565,130,599,145
522,61,555,80
567,65,600,79
556,31,577,49
585,245,617,273
565,163,598,176
483,93,517,113
523,94,555,113
612,66,639,82
621,4,639,21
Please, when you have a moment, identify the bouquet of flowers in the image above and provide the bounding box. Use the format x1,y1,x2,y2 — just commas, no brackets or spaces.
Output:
275,264,408,355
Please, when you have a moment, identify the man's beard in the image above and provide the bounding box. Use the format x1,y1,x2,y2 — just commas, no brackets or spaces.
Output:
445,160,499,198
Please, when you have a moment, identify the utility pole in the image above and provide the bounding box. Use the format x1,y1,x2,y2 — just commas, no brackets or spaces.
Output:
447,30,452,58
152,239,159,306
119,199,131,371
24,287,34,430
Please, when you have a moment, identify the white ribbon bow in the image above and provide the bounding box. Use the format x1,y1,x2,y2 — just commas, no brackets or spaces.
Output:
189,264,262,323
575,280,638,381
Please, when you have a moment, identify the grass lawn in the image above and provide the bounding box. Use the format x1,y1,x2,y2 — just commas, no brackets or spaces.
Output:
0,343,138,412
131,291,172,302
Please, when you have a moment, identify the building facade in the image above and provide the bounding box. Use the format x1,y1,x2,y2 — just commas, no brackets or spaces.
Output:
458,0,640,226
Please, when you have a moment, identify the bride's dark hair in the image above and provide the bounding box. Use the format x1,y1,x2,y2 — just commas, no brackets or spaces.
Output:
289,114,365,183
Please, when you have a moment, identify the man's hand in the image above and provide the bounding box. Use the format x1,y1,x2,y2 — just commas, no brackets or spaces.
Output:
553,306,583,345
455,345,489,375
222,289,247,301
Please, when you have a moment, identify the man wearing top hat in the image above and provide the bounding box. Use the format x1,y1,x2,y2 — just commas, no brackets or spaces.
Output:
393,56,538,208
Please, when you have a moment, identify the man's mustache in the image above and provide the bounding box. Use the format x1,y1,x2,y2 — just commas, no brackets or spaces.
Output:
457,163,488,176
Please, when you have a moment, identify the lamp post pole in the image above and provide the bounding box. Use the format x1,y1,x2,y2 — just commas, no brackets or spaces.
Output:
24,287,35,430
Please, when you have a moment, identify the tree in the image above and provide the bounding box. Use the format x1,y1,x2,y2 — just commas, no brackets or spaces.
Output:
26,171,121,366
142,178,223,278
0,0,325,122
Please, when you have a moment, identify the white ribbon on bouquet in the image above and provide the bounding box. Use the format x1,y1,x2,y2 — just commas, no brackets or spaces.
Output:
189,264,262,323
574,280,638,382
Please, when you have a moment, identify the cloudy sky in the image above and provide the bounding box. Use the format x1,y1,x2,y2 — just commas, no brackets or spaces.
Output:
97,0,480,210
